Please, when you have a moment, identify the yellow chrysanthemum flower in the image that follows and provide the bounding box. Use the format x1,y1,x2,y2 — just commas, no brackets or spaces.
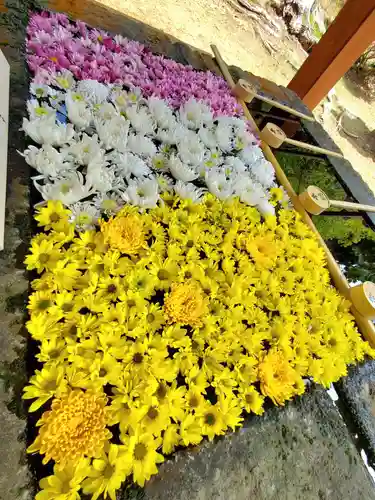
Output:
164,281,208,327
24,237,61,273
100,213,146,254
162,423,180,454
36,458,90,500
238,385,265,414
82,444,130,500
28,390,111,467
121,432,164,487
198,403,227,441
258,350,303,405
27,290,55,316
23,365,67,412
245,233,280,268
35,200,71,231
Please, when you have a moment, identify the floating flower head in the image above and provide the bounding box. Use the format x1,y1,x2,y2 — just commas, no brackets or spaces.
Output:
100,210,146,254
164,281,208,327
28,389,111,466
258,351,303,405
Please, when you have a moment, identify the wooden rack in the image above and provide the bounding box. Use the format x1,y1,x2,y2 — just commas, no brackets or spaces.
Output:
211,43,375,347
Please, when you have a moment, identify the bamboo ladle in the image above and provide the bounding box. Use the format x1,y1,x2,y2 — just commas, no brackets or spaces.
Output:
298,185,375,215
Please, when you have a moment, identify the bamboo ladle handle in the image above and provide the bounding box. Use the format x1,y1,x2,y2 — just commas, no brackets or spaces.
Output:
233,79,315,122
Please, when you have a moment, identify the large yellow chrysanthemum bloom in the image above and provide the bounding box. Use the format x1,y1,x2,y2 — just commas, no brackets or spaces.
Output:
28,390,111,467
164,281,208,327
258,350,303,405
100,213,146,255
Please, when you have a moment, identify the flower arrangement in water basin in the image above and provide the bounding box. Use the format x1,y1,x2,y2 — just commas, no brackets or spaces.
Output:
24,195,374,498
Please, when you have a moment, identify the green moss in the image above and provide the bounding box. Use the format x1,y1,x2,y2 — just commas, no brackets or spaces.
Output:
276,152,345,199
0,353,27,419
277,152,374,246
5,292,28,313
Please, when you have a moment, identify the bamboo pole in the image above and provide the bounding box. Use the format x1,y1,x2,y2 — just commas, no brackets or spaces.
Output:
211,43,375,347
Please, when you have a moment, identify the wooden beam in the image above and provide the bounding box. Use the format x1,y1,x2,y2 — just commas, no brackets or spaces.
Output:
287,0,375,110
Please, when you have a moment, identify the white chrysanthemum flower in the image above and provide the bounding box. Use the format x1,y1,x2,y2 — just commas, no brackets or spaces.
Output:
86,155,116,193
205,168,234,200
198,126,217,149
156,174,174,192
127,133,157,157
30,82,51,98
151,154,168,172
111,86,142,111
203,149,222,168
93,102,119,120
257,198,275,216
148,97,176,129
224,156,247,173
174,180,205,202
64,133,104,166
169,154,198,182
34,171,93,205
23,115,74,146
94,115,130,152
239,145,264,165
217,116,247,131
48,90,66,110
76,80,110,104
178,134,205,166
53,70,76,90
233,176,266,206
249,159,275,188
156,123,187,145
92,193,123,215
122,176,159,209
235,129,257,150
215,123,233,152
126,106,155,135
21,144,73,177
111,151,151,178
179,98,213,129
65,91,92,130
27,99,56,120
69,201,99,230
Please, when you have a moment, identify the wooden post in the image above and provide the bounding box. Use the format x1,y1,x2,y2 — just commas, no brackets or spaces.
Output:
287,0,375,110
0,50,9,251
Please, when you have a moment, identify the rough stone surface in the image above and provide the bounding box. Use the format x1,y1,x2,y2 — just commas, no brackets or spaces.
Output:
0,2,37,498
336,359,375,466
144,388,375,500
